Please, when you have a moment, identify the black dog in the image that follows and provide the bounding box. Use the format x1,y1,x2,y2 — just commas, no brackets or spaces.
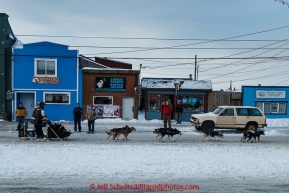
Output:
241,130,265,143
203,131,224,142
153,128,182,142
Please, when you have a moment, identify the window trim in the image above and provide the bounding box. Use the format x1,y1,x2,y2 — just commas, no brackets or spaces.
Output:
43,92,70,105
255,101,287,114
148,94,160,111
93,96,113,105
34,58,57,77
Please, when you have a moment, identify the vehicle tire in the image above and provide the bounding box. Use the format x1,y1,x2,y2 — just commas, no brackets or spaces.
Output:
246,123,257,131
202,122,214,131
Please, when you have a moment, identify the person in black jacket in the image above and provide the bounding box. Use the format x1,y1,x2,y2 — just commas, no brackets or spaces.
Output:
72,103,82,132
175,101,184,124
33,102,46,139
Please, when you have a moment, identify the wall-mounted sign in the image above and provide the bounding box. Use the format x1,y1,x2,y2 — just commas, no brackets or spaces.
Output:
32,77,59,84
86,105,120,118
95,77,126,92
103,105,120,117
256,90,286,98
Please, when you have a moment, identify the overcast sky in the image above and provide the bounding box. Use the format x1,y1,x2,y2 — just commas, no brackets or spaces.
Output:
1,0,289,90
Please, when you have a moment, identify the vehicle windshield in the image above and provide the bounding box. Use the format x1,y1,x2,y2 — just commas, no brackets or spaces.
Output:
212,107,223,115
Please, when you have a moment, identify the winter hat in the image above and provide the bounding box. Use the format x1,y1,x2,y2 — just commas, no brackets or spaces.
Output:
39,102,45,106
19,102,23,105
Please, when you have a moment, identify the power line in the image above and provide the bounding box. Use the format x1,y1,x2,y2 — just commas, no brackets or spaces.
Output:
9,54,289,60
198,37,289,73
6,43,289,50
208,41,289,79
16,25,289,55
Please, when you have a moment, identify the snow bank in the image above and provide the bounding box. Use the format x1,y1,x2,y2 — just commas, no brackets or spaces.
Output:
0,143,288,185
266,118,289,127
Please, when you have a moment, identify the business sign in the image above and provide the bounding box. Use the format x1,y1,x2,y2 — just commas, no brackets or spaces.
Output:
256,90,286,98
32,77,59,84
95,77,126,92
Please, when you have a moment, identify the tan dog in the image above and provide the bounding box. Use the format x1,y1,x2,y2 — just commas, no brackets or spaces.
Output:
105,125,129,140
119,126,136,141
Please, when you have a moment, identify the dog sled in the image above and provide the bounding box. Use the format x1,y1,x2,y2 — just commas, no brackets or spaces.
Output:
46,120,72,141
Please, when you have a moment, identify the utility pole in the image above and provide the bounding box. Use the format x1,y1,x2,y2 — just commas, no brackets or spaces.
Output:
229,80,232,106
139,63,142,86
138,64,142,107
197,65,199,81
194,55,197,81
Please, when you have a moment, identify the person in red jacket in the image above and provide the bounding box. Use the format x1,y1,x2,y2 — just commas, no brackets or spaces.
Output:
161,99,172,130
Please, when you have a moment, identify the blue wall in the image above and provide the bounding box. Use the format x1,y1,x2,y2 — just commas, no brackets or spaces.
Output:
13,41,79,121
242,86,289,118
14,42,77,89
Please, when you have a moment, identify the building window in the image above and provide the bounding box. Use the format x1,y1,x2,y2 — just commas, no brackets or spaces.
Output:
44,92,70,104
93,96,113,105
256,102,286,114
177,96,204,111
148,95,160,111
35,59,57,77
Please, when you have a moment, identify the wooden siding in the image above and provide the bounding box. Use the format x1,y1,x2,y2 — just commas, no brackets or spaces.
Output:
207,91,242,112
82,71,139,119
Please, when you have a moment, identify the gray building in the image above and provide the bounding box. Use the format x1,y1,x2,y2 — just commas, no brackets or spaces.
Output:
0,13,16,119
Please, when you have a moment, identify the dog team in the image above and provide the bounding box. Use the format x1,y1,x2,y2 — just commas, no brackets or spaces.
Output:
16,102,265,142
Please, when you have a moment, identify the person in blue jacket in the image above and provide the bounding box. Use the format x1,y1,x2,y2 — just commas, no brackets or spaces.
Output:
72,103,82,132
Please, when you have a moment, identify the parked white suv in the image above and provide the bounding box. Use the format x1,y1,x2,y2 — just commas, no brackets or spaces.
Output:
190,106,267,131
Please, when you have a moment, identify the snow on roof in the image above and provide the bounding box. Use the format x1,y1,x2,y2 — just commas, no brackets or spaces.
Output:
12,39,24,49
79,55,109,68
141,78,212,90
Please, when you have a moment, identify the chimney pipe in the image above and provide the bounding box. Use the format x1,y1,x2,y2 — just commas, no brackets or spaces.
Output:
258,84,261,86
189,74,192,80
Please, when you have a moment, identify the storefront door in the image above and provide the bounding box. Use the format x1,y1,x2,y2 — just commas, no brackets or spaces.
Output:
18,93,35,120
122,97,134,120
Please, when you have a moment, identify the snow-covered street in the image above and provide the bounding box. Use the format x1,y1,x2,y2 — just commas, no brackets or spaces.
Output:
1,118,289,192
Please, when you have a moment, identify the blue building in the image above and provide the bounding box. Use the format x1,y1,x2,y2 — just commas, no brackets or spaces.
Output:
242,85,289,118
12,41,81,121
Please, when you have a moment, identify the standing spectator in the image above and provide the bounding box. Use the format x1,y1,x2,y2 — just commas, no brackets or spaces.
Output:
72,103,82,132
168,99,172,109
86,104,97,134
161,99,172,130
175,101,184,124
32,102,46,139
15,102,27,130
